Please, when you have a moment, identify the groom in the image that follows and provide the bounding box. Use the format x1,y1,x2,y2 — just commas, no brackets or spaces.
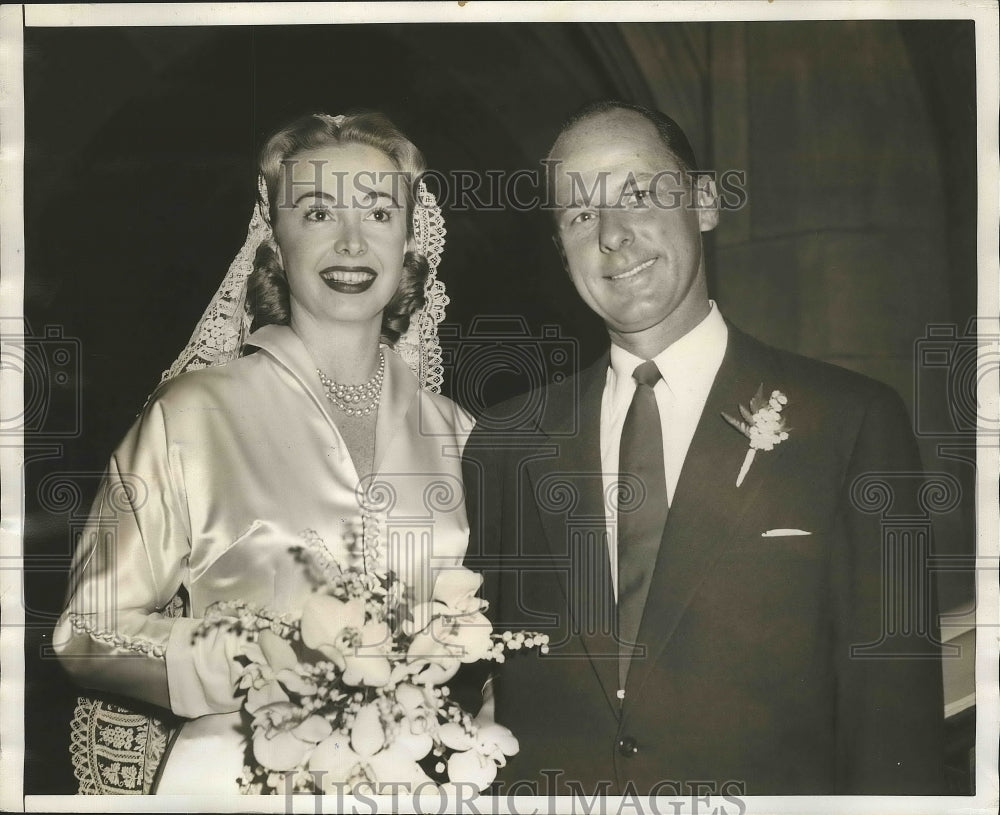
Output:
461,101,946,796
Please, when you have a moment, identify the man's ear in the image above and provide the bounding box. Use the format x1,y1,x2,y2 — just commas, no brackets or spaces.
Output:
694,173,720,233
551,233,569,272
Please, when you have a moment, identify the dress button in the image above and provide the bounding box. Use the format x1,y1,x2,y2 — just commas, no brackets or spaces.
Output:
617,736,639,757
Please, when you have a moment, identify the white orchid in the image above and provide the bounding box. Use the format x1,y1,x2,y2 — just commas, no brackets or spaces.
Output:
308,703,431,792
393,682,439,760
438,718,519,791
243,629,322,714
250,702,333,771
300,594,392,687
406,569,493,672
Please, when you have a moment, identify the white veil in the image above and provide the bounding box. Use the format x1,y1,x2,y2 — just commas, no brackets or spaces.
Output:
158,141,448,392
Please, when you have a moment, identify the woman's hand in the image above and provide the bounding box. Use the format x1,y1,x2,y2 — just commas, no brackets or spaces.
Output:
165,617,261,718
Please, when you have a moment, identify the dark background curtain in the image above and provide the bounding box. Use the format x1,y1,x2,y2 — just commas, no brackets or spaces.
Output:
21,21,977,793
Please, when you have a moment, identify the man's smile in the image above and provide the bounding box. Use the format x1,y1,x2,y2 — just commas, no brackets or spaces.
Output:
608,257,657,282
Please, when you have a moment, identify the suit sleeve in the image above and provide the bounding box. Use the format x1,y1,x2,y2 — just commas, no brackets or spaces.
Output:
832,385,946,793
52,397,247,718
451,421,504,714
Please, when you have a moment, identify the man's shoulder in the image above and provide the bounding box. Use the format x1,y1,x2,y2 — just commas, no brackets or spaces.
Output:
733,325,904,411
485,370,586,419
466,360,600,449
729,326,919,467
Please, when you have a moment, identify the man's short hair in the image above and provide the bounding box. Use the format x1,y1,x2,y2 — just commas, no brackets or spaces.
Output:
550,99,700,173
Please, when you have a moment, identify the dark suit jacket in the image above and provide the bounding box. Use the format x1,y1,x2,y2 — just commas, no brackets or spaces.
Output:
461,323,946,796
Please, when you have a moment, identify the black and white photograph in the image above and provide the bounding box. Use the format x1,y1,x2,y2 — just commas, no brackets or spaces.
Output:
1,2,997,813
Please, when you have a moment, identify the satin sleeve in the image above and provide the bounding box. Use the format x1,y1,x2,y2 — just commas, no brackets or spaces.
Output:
52,396,244,718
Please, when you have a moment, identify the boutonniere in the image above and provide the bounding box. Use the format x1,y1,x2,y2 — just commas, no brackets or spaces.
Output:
721,384,791,487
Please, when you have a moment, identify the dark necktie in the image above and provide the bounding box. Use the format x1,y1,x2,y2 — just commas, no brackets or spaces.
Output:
617,360,669,693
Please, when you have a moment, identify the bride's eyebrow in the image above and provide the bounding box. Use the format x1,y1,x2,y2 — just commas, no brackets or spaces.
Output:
293,191,338,206
366,190,400,207
292,190,401,207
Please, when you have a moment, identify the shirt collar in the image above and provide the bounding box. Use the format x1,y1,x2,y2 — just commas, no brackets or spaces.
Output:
608,301,728,401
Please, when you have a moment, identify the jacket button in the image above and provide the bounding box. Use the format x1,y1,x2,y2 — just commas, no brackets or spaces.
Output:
617,736,639,757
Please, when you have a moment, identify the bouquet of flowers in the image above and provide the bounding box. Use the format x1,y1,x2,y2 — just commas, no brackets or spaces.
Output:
194,528,547,795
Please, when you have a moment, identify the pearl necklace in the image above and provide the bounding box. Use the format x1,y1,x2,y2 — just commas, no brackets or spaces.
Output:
317,351,385,416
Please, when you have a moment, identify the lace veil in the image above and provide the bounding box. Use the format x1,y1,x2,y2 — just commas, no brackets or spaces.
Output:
158,128,448,392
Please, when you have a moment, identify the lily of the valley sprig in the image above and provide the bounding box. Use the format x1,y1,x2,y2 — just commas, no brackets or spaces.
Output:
721,385,791,487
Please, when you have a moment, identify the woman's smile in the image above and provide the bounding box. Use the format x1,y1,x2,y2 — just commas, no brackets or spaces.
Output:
320,265,378,294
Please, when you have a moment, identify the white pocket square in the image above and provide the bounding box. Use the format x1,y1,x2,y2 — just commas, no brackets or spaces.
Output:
761,528,812,537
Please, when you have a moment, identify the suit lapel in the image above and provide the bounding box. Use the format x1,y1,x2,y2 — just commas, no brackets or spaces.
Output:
525,353,621,713
625,326,793,706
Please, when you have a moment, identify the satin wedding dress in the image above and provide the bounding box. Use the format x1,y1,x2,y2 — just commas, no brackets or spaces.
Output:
53,324,471,794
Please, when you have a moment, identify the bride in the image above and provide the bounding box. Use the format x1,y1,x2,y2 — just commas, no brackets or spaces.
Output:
52,111,471,794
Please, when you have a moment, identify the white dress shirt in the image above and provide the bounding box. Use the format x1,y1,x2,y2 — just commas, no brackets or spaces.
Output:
600,302,729,598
